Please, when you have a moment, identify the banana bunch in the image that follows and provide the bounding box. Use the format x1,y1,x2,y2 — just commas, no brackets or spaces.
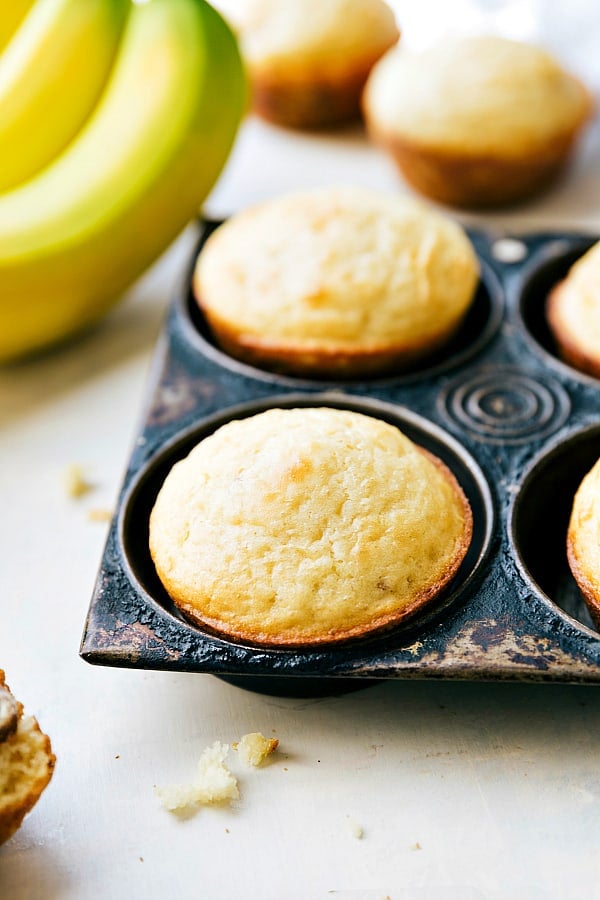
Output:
0,0,246,363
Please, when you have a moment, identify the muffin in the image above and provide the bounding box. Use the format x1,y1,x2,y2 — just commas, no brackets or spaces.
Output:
546,241,600,379
567,457,600,629
0,671,55,845
193,187,479,378
233,0,399,128
149,407,473,647
363,36,593,208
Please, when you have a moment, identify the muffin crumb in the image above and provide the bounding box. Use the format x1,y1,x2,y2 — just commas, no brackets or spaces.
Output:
87,508,113,523
235,732,279,766
154,741,239,812
346,816,364,839
65,464,93,499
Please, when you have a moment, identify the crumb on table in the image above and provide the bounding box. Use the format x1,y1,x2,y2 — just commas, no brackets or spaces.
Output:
64,464,94,499
234,732,279,767
154,742,239,812
346,816,364,839
87,508,113,523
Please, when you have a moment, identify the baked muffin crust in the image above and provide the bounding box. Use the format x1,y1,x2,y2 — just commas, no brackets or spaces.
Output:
234,0,399,127
547,242,600,379
567,457,600,629
193,187,479,377
363,36,592,207
149,407,473,646
0,672,55,845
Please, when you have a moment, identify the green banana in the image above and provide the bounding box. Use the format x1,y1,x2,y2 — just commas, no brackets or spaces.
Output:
0,0,129,192
0,0,246,362
0,0,34,54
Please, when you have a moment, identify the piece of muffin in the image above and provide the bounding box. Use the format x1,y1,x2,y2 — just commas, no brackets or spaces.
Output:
193,186,479,378
149,407,473,647
0,671,55,845
546,242,600,379
233,0,399,128
363,36,592,208
567,457,600,629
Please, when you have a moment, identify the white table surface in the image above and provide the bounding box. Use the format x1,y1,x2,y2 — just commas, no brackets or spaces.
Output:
2,4,600,898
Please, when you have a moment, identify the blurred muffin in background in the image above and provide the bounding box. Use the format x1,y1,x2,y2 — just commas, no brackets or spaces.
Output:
234,0,399,128
363,35,593,208
568,456,600,630
193,186,479,379
547,241,600,379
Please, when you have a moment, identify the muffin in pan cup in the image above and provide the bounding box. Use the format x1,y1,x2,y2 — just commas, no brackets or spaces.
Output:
568,456,600,630
193,186,479,379
547,241,600,379
149,407,473,647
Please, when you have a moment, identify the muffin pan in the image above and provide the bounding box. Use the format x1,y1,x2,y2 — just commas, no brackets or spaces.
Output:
80,222,600,691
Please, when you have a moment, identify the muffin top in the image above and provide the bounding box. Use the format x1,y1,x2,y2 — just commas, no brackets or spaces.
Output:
549,242,600,364
193,186,478,355
364,36,591,156
149,407,472,646
234,0,399,76
568,456,600,608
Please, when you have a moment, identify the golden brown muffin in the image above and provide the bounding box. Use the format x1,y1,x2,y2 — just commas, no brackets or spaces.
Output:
0,671,55,845
193,186,479,378
567,457,600,629
363,36,593,208
234,0,399,128
547,242,600,379
149,407,473,647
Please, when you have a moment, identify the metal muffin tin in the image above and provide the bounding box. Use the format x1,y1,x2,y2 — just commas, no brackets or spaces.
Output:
80,222,600,692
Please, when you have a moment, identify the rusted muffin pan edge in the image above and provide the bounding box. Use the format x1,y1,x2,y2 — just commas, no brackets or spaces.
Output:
80,224,600,691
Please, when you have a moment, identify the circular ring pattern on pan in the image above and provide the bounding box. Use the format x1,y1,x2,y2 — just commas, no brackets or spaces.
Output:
438,367,571,444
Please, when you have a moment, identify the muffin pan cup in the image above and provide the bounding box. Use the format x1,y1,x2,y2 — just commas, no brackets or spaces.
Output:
80,222,600,691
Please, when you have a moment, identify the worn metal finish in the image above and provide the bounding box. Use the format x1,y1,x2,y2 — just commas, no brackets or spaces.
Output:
80,223,600,692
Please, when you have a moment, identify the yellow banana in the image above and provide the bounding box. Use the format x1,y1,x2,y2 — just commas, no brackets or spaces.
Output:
0,0,245,362
0,0,129,192
0,0,35,53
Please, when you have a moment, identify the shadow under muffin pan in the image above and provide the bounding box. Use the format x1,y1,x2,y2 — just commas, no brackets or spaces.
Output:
80,222,600,694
